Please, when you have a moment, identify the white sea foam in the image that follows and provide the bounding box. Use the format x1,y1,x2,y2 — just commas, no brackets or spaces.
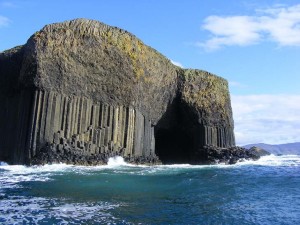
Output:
0,161,8,166
139,154,300,172
0,162,74,173
235,154,300,167
0,157,136,187
0,154,299,181
0,163,75,189
155,155,300,169
0,196,120,224
107,156,129,167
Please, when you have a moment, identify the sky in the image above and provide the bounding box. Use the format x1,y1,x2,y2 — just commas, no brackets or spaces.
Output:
0,0,300,145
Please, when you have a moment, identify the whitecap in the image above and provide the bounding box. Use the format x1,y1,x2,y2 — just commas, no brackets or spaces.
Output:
0,161,8,166
0,163,74,174
0,163,75,189
0,196,121,224
107,156,129,167
235,154,300,167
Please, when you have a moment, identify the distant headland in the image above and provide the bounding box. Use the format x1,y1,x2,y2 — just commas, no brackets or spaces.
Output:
0,19,265,165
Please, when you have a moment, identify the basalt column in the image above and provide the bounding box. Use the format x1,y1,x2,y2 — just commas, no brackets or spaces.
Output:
24,90,156,162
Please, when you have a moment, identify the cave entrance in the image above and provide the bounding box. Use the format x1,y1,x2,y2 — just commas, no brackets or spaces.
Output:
155,128,193,164
154,98,196,164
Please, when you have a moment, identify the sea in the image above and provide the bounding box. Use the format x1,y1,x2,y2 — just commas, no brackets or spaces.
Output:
0,155,299,225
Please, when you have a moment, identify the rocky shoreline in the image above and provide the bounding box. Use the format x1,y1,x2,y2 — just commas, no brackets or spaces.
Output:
30,141,269,166
191,145,270,165
30,142,161,166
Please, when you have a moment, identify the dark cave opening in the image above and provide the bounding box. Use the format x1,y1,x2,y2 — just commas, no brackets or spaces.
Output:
154,97,198,164
155,128,194,164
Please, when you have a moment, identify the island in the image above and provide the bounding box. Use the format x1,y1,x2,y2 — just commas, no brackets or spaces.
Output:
0,19,262,165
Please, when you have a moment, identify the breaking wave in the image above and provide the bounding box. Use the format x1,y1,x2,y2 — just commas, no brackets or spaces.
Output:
107,156,129,167
0,154,299,181
1,154,299,172
0,196,121,224
1,154,299,224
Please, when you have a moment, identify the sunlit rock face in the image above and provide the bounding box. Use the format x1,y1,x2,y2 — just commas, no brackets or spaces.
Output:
0,19,235,165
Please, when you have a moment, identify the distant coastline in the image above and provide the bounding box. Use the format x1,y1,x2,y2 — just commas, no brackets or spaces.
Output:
243,142,300,155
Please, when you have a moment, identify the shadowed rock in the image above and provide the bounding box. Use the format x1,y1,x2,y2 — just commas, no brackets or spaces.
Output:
247,146,271,158
0,18,249,165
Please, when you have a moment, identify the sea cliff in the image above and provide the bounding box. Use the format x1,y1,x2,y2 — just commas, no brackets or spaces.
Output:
0,19,257,165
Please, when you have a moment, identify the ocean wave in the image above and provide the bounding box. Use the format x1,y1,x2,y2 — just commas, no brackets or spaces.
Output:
235,154,300,167
0,161,8,166
0,162,75,173
107,156,128,166
0,196,122,224
0,154,299,178
1,155,299,224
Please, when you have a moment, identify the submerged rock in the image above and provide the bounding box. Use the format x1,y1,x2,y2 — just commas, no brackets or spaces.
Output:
0,18,252,165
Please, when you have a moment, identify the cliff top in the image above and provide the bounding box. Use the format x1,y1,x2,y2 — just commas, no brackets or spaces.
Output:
0,18,233,125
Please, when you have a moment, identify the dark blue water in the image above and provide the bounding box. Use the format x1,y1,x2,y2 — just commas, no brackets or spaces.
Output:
1,155,300,224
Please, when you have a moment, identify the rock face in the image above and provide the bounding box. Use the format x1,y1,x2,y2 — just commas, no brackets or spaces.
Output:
247,146,271,158
0,19,239,165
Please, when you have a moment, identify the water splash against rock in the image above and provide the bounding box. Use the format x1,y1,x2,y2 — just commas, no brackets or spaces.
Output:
107,156,128,167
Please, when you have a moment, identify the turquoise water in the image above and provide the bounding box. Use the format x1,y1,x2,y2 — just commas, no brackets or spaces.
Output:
1,155,300,224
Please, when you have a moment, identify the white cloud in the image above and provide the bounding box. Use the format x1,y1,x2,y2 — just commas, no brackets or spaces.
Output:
199,16,261,50
232,94,300,146
0,15,10,27
170,60,183,68
200,4,300,50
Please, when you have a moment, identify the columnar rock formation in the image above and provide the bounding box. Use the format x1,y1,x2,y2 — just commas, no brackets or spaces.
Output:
0,19,238,165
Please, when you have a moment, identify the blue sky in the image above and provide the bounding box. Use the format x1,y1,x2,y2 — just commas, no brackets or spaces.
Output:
1,0,300,145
